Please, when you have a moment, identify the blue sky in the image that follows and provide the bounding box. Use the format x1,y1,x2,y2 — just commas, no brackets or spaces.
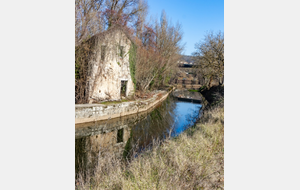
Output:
147,0,224,56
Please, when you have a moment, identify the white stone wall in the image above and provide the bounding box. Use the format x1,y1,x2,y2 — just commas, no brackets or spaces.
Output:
87,29,135,103
75,89,174,124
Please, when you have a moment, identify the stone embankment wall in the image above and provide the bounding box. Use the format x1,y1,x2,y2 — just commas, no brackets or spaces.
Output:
75,100,153,164
75,87,174,124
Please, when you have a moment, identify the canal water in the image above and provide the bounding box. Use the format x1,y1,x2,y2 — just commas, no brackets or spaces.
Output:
75,94,202,174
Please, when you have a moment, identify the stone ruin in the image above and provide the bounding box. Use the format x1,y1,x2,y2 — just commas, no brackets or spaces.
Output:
75,25,135,104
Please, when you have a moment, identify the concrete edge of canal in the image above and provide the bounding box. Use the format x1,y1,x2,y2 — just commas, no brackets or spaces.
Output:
75,87,175,125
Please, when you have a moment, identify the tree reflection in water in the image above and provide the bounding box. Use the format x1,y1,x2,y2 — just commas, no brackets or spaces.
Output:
125,96,202,157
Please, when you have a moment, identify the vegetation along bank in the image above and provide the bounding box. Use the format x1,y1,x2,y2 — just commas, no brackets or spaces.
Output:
76,91,224,190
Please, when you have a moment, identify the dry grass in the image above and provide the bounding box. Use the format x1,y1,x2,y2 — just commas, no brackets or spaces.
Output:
76,106,224,190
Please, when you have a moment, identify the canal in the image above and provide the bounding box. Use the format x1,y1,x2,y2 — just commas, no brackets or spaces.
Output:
75,93,202,175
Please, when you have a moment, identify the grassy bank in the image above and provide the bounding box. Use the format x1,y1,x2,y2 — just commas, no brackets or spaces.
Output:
76,104,224,190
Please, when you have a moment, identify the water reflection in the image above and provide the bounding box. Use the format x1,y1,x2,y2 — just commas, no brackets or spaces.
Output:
172,101,202,136
75,95,202,175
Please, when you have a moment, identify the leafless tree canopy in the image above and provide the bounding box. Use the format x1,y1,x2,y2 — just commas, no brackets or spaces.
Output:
103,0,148,28
75,0,148,46
135,11,184,91
75,0,105,46
192,31,224,88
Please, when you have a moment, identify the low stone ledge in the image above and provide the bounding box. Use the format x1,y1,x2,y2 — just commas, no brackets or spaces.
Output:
75,87,175,125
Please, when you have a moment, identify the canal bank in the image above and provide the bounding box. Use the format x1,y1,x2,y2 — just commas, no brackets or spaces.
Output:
75,87,175,125
75,100,224,190
76,91,204,175
75,84,224,189
76,93,203,158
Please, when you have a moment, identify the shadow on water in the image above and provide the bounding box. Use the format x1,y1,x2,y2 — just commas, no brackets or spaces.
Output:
75,94,202,176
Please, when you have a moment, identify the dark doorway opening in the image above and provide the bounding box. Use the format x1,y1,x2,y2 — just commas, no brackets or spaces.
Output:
121,80,127,97
117,128,124,143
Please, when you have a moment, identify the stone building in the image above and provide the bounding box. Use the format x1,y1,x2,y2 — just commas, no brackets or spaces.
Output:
75,25,135,103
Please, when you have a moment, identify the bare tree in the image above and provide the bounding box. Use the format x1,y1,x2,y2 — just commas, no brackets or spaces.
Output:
134,0,148,39
135,25,161,91
134,11,184,91
102,0,147,28
193,31,224,88
75,0,148,46
153,11,184,87
75,0,105,46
